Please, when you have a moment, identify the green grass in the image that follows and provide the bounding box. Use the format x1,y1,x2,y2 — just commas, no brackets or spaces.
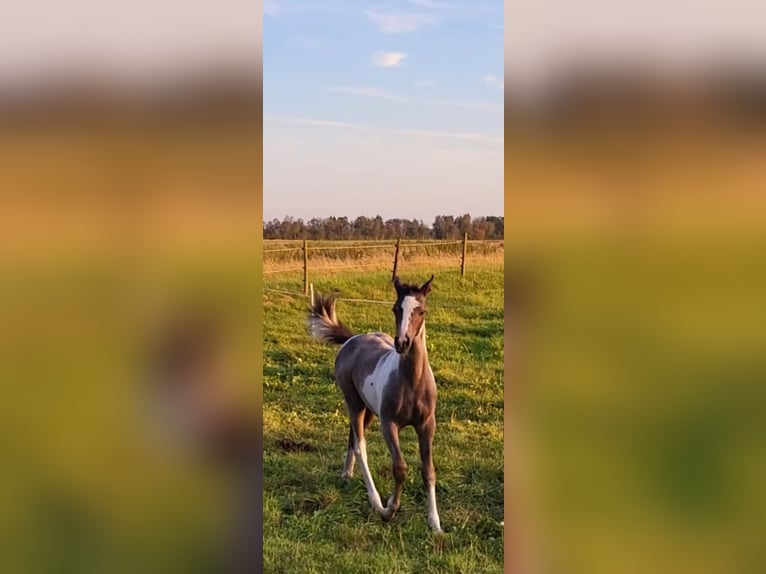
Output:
0,252,261,574
10,229,764,573
510,232,766,574
263,262,505,573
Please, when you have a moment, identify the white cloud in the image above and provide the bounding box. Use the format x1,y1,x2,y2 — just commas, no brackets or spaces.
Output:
325,85,503,111
325,85,408,102
408,0,448,8
265,115,502,146
365,10,435,33
265,116,366,130
428,98,502,111
399,129,503,145
372,50,407,68
483,74,504,90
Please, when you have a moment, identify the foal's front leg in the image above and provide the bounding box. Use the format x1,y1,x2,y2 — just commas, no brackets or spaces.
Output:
418,416,442,533
380,419,407,521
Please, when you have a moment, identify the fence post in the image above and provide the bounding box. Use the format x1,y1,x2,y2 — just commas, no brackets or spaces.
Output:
309,282,314,306
392,237,401,282
460,233,468,278
303,239,309,295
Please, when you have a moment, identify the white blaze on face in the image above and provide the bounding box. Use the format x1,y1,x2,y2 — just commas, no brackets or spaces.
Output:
397,295,421,343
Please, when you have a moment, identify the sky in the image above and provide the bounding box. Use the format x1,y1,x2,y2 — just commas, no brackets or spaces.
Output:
3,0,760,223
263,0,504,223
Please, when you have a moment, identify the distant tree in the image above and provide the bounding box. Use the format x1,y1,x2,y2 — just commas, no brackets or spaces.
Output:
456,214,472,237
433,215,458,239
307,218,325,240
486,216,504,239
262,214,503,240
371,216,384,239
353,216,371,238
471,217,490,239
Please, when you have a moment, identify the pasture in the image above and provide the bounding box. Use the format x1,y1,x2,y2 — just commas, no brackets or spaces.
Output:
0,250,262,573
262,245,505,573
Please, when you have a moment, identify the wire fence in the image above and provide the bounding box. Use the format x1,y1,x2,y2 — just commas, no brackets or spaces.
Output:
263,237,504,310
263,237,503,296
263,286,503,311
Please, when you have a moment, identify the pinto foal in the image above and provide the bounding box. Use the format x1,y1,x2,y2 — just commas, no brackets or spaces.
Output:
308,275,442,533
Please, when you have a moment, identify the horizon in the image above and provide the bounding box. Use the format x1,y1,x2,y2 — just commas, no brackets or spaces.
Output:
263,213,504,223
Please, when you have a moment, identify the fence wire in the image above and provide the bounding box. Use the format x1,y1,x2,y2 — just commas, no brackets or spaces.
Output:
264,287,502,311
262,246,303,254
263,267,303,274
307,243,395,252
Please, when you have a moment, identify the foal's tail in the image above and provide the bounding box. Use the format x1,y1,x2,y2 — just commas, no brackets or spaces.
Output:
308,293,354,345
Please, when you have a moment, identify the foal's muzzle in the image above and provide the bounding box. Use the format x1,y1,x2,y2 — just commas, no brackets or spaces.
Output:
394,337,411,354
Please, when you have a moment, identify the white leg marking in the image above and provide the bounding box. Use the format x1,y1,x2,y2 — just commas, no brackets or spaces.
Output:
427,484,442,533
381,493,398,521
354,438,384,513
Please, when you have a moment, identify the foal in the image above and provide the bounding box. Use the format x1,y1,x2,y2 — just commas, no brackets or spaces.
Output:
308,275,442,533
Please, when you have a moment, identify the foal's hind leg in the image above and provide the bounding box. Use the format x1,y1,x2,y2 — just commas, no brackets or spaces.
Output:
341,425,355,481
380,419,407,522
342,411,374,481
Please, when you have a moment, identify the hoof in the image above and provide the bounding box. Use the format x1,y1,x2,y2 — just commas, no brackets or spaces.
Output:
429,520,443,534
380,507,397,522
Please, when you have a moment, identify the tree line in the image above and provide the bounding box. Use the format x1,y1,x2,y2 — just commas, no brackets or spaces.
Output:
263,215,504,240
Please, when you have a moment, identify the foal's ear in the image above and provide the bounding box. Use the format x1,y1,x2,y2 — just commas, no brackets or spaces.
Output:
420,275,435,296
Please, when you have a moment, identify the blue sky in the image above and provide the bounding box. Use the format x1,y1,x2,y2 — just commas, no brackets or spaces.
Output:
263,0,504,222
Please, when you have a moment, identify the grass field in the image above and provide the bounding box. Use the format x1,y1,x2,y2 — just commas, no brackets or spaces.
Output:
4,232,765,573
0,250,261,573
263,252,505,573
507,231,766,574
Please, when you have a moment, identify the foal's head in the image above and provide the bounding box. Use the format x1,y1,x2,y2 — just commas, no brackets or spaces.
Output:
392,274,434,354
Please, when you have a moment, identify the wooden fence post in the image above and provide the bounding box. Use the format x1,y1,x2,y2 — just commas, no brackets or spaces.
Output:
303,239,309,295
460,233,468,278
309,282,314,306
392,237,401,282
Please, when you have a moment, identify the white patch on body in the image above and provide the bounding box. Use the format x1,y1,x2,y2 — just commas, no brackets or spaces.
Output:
360,350,399,415
397,295,421,342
